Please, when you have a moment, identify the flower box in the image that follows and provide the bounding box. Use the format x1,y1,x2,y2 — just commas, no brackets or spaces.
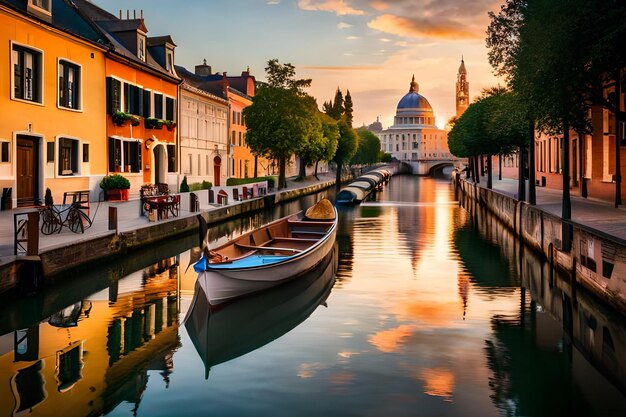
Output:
106,189,129,201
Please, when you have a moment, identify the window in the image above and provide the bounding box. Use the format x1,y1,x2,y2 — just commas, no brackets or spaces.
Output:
30,0,50,11
154,93,163,119
1,142,9,163
124,83,141,115
106,77,122,114
59,60,81,110
12,44,42,103
108,137,141,173
142,90,151,118
58,138,79,176
82,144,89,163
138,37,145,61
166,51,174,73
165,97,175,121
167,144,176,172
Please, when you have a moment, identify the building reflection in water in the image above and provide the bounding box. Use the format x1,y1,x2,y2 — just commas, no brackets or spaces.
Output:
0,256,181,417
466,200,626,415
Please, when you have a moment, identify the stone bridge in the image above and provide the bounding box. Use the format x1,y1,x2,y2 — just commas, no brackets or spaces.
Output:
403,158,465,176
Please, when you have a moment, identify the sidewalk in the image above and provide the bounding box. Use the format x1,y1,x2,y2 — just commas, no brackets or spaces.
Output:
478,177,626,243
0,171,338,261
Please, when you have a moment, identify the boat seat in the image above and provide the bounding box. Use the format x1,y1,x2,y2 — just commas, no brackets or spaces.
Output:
234,243,303,253
273,237,319,242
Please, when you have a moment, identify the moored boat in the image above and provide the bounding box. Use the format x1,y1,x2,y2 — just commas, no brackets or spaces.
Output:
193,198,337,303
185,245,337,378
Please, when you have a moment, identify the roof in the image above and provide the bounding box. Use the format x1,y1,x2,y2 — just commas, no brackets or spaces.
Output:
175,65,227,99
72,0,179,81
458,58,467,74
396,76,433,112
0,0,106,44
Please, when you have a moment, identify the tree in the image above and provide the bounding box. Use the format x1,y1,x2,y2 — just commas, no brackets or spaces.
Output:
333,119,359,189
344,90,354,127
353,128,381,165
243,59,314,189
327,88,344,120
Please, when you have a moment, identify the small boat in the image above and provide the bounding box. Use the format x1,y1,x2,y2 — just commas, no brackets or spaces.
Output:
185,245,337,378
193,198,337,304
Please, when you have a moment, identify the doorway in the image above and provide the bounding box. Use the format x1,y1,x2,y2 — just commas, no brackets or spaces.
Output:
16,135,40,207
213,156,221,186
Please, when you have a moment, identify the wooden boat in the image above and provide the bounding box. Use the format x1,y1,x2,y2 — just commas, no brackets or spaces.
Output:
185,246,337,378
193,199,337,303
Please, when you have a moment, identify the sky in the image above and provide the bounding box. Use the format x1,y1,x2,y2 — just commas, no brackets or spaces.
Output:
94,0,502,129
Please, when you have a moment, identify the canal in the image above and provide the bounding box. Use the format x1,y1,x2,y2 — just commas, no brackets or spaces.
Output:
1,175,625,416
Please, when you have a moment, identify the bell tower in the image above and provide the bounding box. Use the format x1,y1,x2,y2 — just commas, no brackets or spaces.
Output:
456,57,469,118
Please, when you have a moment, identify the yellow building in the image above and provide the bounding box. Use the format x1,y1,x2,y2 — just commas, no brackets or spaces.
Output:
0,0,107,207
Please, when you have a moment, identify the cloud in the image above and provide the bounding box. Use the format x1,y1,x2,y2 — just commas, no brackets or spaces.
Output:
370,1,388,11
368,14,479,40
346,35,359,40
297,0,366,16
267,0,280,4
303,65,382,71
337,21,352,29
369,325,416,353
379,38,391,42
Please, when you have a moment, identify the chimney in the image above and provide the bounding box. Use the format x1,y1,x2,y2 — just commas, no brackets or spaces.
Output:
195,59,212,77
119,9,122,19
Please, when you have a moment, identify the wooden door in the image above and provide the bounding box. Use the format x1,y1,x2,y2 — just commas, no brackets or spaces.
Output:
17,137,38,206
213,156,221,186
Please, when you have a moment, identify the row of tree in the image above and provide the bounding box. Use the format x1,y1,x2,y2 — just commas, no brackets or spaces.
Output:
450,0,626,249
243,59,389,190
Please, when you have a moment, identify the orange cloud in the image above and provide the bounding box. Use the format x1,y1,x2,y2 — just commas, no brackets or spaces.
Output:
304,65,382,71
368,14,480,40
369,324,415,353
298,0,366,15
370,1,388,11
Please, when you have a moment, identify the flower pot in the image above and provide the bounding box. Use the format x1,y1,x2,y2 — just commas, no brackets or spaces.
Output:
106,189,129,201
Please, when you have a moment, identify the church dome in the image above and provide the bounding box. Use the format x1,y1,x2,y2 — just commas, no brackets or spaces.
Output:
396,75,433,112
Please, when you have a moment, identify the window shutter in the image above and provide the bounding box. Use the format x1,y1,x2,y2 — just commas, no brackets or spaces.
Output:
142,90,151,118
106,77,113,114
123,83,131,113
166,97,175,121
108,137,115,172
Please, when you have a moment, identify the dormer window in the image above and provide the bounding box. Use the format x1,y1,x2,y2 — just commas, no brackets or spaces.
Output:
28,0,52,21
166,51,174,73
138,37,145,61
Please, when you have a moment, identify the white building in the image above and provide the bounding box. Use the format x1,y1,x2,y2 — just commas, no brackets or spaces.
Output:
378,76,451,163
177,73,230,187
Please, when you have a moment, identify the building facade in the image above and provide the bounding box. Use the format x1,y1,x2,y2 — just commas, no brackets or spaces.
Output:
177,73,229,187
378,76,451,167
74,0,180,196
0,0,108,207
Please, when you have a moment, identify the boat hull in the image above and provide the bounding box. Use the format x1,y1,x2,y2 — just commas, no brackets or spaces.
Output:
200,227,337,304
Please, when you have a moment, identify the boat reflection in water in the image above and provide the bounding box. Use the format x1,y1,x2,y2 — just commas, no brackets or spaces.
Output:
185,245,337,379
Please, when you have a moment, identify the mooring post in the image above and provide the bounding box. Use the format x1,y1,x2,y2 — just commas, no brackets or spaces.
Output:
109,206,118,233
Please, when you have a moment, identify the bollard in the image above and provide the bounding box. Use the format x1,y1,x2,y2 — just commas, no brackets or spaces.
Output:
190,192,199,212
109,206,118,232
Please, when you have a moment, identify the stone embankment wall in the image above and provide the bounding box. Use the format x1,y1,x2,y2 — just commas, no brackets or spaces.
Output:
456,174,626,313
1,179,337,296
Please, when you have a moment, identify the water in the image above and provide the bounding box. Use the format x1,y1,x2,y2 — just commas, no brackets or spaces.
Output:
1,175,625,417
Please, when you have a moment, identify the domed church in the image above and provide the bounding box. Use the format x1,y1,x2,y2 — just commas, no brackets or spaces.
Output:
378,70,459,173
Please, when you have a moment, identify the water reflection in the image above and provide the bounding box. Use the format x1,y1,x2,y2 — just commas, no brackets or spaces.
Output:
466,200,626,416
0,256,181,417
184,245,337,379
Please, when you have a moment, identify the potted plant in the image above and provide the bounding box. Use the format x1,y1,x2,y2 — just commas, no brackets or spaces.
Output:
145,117,165,129
165,120,177,131
100,174,131,201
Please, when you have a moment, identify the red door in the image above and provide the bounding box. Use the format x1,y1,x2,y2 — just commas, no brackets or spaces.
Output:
213,156,221,186
17,136,38,206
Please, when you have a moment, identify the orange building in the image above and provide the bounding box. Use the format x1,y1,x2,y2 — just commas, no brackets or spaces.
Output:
74,1,180,196
533,72,626,203
0,0,108,207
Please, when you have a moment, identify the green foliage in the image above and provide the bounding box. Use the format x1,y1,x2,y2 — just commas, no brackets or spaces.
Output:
353,128,382,165
189,180,212,191
100,174,131,190
344,90,354,127
244,59,318,189
112,111,140,126
448,91,526,158
333,119,359,166
226,176,276,187
180,176,190,193
379,151,393,163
